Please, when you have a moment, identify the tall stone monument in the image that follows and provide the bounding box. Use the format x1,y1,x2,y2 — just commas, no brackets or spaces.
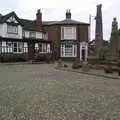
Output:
107,17,120,61
95,4,103,56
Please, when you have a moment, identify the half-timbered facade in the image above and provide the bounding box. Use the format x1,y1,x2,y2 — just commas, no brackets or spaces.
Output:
0,10,52,62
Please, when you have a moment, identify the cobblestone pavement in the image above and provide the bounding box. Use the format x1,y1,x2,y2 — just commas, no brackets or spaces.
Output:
0,63,120,120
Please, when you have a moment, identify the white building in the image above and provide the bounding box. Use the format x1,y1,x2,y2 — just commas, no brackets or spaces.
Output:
0,10,52,61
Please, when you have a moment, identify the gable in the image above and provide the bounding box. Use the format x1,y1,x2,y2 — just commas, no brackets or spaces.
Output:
0,12,22,25
6,16,19,24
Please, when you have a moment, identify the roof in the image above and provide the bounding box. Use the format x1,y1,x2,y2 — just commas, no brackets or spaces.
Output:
43,19,89,26
20,19,44,32
42,21,58,25
0,11,22,24
0,12,44,32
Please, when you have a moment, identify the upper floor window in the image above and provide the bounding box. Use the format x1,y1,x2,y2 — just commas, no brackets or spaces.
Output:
7,25,18,34
61,26,76,40
22,31,25,37
29,32,36,38
42,33,48,40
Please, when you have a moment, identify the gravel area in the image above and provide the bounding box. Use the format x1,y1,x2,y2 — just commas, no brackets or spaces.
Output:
0,63,120,120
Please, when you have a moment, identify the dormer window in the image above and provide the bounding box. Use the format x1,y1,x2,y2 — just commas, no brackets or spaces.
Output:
7,25,18,34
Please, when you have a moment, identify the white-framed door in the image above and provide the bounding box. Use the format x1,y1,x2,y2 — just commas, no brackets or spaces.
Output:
80,42,88,61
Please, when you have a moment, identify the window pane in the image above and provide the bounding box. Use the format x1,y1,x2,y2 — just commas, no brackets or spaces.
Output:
63,27,76,39
18,42,23,53
65,44,73,56
30,32,36,38
13,43,17,52
6,42,13,53
7,25,18,34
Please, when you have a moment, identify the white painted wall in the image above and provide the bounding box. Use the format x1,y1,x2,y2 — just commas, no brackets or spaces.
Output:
24,31,29,38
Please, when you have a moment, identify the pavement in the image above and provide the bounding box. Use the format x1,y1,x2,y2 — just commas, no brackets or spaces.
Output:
0,63,120,119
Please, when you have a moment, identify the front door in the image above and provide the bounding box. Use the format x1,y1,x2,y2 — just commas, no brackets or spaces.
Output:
82,49,85,61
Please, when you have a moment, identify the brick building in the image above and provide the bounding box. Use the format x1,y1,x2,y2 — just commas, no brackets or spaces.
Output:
43,10,89,61
0,9,89,62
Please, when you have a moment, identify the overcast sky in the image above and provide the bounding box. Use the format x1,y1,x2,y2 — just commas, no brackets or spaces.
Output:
0,0,119,40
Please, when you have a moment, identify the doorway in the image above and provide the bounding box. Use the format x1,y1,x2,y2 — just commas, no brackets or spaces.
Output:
82,49,85,61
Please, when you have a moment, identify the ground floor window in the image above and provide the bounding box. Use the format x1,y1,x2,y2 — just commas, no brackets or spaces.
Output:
61,43,77,57
13,42,23,53
1,41,24,53
35,43,51,53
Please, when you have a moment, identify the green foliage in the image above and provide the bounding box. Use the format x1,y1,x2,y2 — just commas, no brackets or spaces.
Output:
72,58,82,69
64,64,68,68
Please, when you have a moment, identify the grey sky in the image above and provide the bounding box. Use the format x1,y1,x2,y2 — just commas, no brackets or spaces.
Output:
0,0,120,40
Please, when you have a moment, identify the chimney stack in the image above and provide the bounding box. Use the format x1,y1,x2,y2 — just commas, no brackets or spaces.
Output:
66,9,71,19
36,9,42,27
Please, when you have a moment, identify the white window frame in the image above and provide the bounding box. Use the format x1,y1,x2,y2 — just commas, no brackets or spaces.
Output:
6,42,13,53
7,25,18,34
61,43,77,57
13,42,23,53
61,26,76,40
35,43,50,53
29,32,36,38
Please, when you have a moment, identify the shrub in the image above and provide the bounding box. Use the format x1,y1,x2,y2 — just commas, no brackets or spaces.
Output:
45,54,51,64
104,63,113,73
64,64,68,68
72,58,82,69
57,59,63,68
82,61,90,72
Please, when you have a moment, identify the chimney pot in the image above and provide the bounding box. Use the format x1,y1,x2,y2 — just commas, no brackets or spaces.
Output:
66,9,71,19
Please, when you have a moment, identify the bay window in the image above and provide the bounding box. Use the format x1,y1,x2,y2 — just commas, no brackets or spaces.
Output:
35,43,51,53
6,42,13,53
61,43,77,57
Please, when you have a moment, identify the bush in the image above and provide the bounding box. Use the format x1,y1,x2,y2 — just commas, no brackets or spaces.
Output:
57,59,63,68
72,58,82,69
64,64,68,68
45,54,51,64
82,61,90,72
104,63,113,73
